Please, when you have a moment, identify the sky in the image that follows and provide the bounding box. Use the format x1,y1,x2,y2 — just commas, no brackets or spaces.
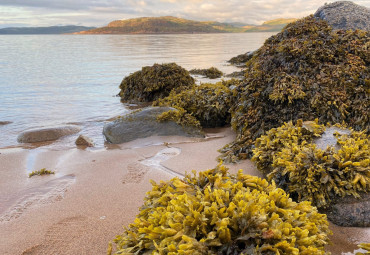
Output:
0,0,369,28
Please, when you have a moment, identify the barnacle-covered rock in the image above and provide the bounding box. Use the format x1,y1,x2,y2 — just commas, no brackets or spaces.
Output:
119,63,195,102
110,164,331,254
252,120,370,214
220,15,369,162
189,67,223,79
314,1,370,31
154,80,239,128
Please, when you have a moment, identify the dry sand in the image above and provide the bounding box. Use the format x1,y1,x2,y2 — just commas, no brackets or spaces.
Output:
0,128,368,255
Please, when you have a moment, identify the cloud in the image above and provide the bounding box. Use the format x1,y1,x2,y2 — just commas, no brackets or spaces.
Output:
0,0,369,27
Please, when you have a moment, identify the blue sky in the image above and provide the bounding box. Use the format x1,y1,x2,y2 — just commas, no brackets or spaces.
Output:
0,0,369,28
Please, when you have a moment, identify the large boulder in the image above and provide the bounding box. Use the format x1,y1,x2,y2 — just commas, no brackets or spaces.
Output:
324,193,370,227
103,107,204,144
17,126,81,143
314,1,370,31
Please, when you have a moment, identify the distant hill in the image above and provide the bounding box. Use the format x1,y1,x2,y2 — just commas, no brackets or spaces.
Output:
77,16,296,34
0,25,96,35
243,18,298,32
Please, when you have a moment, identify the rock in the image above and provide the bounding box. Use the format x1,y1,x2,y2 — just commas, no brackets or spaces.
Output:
0,121,12,126
103,107,204,144
323,193,370,227
227,51,255,67
314,1,370,31
17,126,81,143
75,135,94,147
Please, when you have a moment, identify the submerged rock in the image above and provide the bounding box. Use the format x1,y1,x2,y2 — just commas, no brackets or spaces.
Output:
314,1,370,31
324,193,370,227
103,107,204,144
0,121,12,126
75,135,94,147
17,126,81,143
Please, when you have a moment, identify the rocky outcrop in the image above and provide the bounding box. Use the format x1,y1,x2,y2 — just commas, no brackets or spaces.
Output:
103,107,204,144
314,1,370,31
17,126,80,143
323,193,370,227
75,135,94,147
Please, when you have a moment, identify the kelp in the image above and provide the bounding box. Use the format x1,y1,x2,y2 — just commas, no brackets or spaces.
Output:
29,168,55,177
220,15,370,162
356,243,370,255
119,63,195,102
189,67,223,79
252,120,370,208
110,164,331,254
154,80,239,128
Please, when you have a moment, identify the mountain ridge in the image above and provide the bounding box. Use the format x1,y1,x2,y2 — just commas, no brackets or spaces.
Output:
0,25,96,35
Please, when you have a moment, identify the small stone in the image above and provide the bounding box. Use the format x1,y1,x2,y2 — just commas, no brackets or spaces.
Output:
75,135,94,147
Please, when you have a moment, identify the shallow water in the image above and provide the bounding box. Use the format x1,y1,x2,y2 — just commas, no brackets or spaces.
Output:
0,33,275,148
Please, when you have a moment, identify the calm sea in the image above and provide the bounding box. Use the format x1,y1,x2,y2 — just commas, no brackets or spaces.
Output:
0,33,275,149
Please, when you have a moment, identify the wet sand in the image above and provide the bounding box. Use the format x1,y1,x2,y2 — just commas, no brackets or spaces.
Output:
0,128,368,255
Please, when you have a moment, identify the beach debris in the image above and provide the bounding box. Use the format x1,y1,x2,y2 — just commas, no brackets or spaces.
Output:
118,63,195,102
251,120,369,225
189,67,223,79
29,168,55,177
154,79,240,128
110,163,331,254
220,14,369,162
17,126,81,143
75,135,94,147
314,1,370,31
103,107,204,144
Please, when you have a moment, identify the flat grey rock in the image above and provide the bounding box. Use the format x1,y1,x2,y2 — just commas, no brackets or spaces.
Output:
103,107,204,144
17,126,81,143
323,193,370,227
314,1,370,31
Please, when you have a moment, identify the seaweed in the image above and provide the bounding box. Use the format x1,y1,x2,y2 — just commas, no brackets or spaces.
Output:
252,120,370,208
189,67,223,79
154,80,239,128
119,63,195,102
220,15,370,162
110,164,331,254
28,168,55,177
356,243,370,255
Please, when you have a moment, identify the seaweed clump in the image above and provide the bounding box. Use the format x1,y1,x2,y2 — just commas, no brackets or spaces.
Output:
221,15,369,162
252,120,370,208
29,168,55,177
154,80,238,128
110,164,331,254
356,243,370,255
119,63,195,102
189,67,223,79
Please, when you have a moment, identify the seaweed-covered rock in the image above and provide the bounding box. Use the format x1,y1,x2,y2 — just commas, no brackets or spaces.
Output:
228,51,255,67
75,135,94,147
251,120,370,211
154,80,238,128
314,1,370,31
103,107,204,144
119,63,195,102
221,15,370,161
17,126,81,143
110,164,331,255
189,67,223,79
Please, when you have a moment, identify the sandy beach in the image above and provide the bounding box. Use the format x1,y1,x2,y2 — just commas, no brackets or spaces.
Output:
0,128,368,255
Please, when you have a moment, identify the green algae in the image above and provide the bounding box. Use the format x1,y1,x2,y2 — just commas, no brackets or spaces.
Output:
220,15,370,162
252,120,370,208
110,164,331,255
119,63,195,102
28,168,55,178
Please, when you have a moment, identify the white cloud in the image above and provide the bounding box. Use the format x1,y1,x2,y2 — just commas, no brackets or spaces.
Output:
0,0,369,27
